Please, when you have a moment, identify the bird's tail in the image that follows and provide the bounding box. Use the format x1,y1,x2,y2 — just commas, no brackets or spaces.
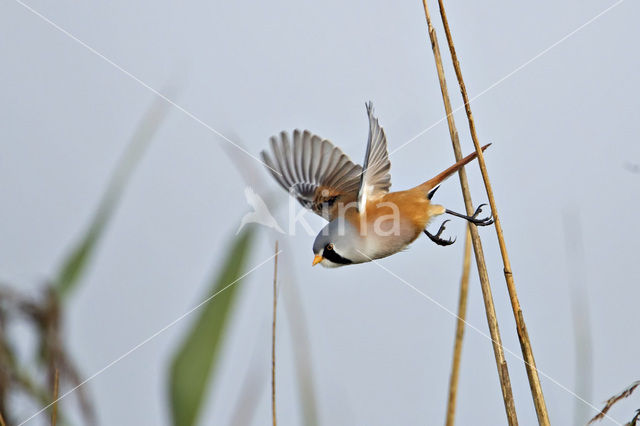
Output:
417,144,491,193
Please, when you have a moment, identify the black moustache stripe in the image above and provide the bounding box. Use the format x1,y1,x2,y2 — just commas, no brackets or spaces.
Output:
323,249,353,265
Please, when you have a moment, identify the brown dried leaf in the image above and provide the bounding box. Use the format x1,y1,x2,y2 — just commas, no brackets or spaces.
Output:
590,381,640,423
626,409,640,426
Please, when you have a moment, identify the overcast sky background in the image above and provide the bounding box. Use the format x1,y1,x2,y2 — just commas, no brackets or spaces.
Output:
2,0,639,425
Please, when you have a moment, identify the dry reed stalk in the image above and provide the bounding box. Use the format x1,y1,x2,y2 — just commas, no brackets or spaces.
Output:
445,229,471,426
434,2,550,424
51,369,59,426
280,266,320,426
0,410,6,426
271,241,279,426
420,1,518,424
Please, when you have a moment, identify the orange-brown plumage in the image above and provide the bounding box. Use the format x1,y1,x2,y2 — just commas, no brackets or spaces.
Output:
344,143,490,244
261,102,493,267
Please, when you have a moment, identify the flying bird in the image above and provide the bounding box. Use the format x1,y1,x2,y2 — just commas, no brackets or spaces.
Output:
261,102,492,267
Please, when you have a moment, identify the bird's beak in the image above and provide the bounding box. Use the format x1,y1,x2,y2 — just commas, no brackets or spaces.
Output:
312,255,323,266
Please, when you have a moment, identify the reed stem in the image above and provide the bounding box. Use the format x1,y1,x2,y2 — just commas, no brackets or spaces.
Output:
434,1,550,424
421,1,518,424
271,241,279,426
445,229,471,426
51,369,59,426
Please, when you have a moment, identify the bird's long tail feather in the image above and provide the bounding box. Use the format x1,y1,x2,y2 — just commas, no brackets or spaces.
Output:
418,144,491,193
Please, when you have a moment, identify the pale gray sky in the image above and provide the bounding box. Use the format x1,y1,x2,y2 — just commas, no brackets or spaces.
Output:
1,0,639,425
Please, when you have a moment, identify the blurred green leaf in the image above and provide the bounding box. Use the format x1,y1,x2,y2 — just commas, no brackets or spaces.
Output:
169,228,255,426
55,96,172,299
55,216,104,300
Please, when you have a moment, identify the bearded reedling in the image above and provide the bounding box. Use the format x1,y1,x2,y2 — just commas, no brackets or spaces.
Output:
262,102,492,267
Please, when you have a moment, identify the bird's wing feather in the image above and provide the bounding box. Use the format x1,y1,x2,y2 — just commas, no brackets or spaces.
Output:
357,102,391,212
261,130,362,220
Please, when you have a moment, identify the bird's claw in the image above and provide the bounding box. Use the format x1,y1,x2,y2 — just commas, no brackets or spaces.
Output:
424,220,456,246
468,204,494,226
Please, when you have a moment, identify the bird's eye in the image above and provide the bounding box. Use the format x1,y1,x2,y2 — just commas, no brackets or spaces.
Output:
326,243,334,251
325,196,338,207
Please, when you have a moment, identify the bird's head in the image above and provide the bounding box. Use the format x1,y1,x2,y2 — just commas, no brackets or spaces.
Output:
311,220,362,267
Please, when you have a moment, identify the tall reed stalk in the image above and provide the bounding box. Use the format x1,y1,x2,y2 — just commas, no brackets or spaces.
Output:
445,229,471,426
51,369,59,426
434,1,550,424
420,1,518,424
271,241,279,426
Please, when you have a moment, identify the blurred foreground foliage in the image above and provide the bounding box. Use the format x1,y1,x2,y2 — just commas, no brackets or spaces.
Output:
55,96,171,300
1,92,319,426
168,228,255,426
0,94,169,424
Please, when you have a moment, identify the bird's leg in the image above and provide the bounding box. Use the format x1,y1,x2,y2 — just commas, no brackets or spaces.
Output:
446,204,494,226
424,220,456,246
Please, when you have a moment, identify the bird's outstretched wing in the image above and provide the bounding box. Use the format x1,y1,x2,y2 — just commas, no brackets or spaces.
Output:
357,102,391,212
261,130,362,220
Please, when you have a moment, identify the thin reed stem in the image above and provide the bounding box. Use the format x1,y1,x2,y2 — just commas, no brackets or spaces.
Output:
445,229,471,426
0,410,6,426
563,211,593,425
281,266,320,426
420,1,518,424
271,241,279,426
51,369,59,426
435,1,550,424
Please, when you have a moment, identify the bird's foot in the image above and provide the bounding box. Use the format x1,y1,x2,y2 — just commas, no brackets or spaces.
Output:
446,204,494,226
424,220,456,246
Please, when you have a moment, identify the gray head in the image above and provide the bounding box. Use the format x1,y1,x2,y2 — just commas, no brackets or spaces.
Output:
312,219,366,267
